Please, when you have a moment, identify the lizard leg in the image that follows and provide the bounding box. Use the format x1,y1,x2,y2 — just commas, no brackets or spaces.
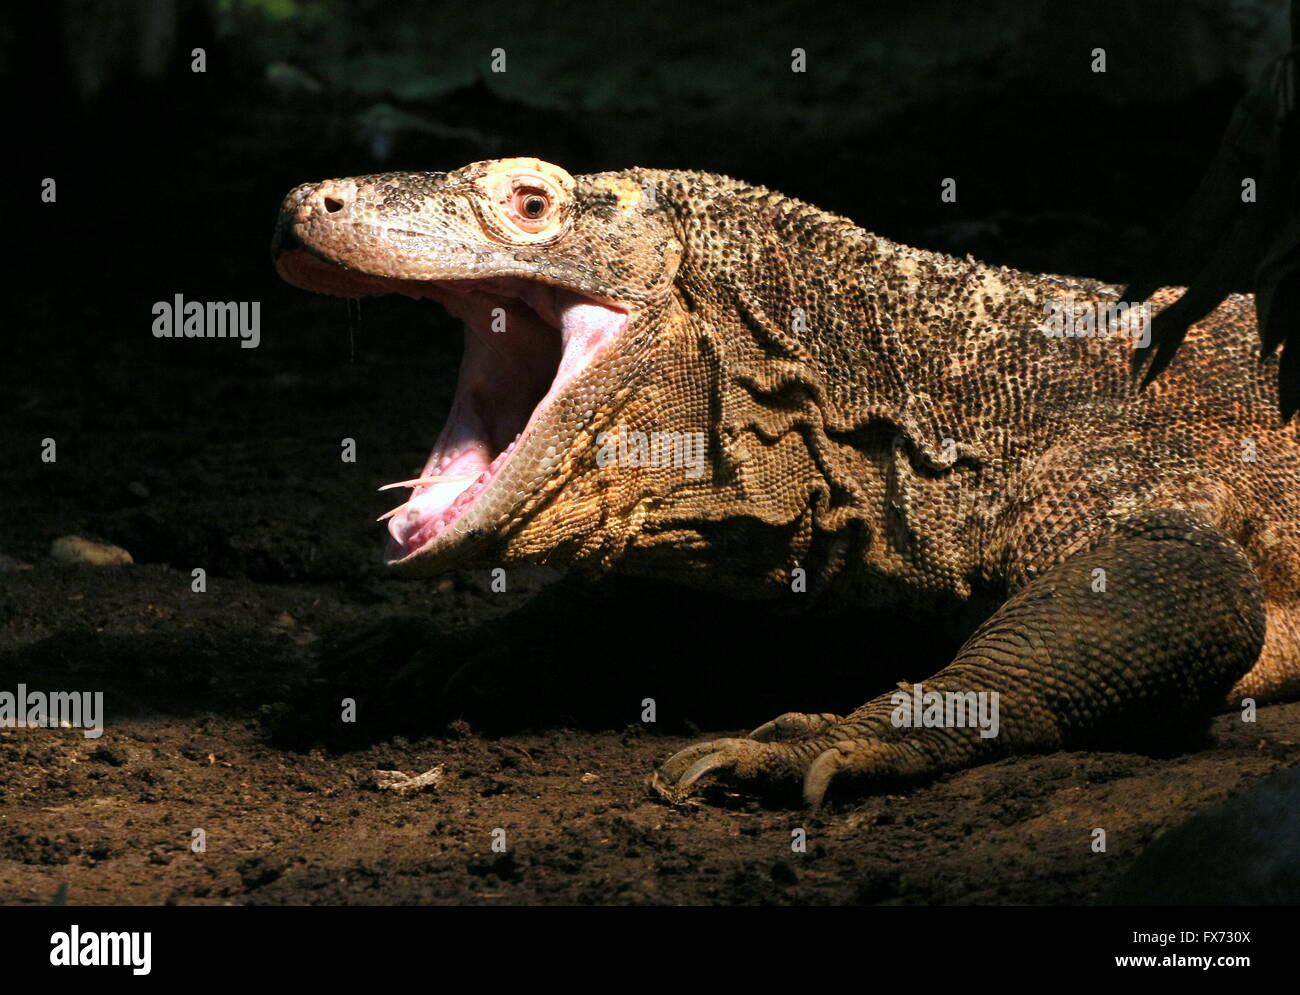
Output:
653,510,1267,806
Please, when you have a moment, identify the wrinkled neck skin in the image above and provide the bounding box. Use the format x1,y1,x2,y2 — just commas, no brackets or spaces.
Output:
591,172,1093,611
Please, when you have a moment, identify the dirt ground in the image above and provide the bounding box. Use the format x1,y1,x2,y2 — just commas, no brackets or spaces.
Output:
2,298,1298,907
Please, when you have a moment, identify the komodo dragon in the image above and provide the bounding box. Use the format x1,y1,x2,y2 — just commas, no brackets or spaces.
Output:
273,157,1300,806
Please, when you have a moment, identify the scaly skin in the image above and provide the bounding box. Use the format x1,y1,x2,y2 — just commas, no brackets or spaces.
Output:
274,158,1300,806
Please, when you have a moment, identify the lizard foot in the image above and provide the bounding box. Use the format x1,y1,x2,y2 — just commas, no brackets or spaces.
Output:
652,715,897,807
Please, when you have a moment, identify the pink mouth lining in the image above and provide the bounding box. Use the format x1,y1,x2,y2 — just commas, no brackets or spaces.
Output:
379,278,629,558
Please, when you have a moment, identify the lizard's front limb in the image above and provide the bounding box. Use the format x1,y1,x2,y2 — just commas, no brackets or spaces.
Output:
653,510,1266,806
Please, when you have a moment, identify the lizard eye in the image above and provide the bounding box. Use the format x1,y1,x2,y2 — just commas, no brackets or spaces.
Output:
513,188,551,219
480,166,570,241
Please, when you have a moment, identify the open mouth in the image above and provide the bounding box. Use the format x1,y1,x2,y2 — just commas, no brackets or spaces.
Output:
275,249,630,564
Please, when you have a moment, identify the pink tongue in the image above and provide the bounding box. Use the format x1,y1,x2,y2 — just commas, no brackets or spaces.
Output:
557,296,623,380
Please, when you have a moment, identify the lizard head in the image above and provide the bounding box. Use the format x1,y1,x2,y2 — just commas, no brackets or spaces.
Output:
273,158,693,574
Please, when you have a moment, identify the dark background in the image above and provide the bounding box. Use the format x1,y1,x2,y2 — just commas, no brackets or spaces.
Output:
2,0,1297,907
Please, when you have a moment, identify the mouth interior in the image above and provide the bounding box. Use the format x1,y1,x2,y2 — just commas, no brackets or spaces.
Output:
372,276,628,559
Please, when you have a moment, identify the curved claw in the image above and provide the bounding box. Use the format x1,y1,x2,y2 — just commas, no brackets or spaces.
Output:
656,736,851,807
656,738,738,782
803,745,847,808
652,737,768,803
660,751,737,801
655,725,863,806
654,718,910,805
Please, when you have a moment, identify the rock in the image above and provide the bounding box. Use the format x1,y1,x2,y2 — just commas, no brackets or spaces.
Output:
373,765,445,796
50,536,133,566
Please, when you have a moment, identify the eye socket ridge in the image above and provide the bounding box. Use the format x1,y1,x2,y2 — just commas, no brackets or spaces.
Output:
477,167,568,241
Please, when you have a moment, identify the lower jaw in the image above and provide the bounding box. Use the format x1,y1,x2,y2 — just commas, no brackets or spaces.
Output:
385,434,526,558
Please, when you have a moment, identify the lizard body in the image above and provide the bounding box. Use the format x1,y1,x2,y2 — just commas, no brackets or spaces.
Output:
275,158,1300,805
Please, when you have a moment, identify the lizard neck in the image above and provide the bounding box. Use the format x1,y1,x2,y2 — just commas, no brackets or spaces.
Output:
667,171,1042,461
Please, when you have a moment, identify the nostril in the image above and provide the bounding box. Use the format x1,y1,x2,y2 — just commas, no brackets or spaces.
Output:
323,196,345,213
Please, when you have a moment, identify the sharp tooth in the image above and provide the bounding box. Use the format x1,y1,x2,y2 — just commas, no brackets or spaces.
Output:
377,505,404,522
377,474,476,491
